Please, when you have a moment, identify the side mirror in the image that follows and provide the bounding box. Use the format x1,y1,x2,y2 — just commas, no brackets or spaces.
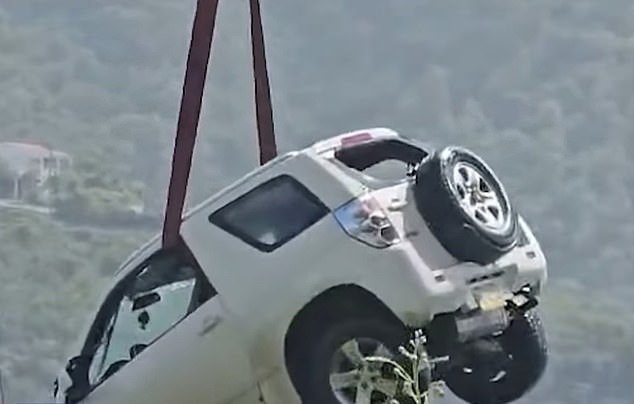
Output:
64,355,90,404
132,292,161,311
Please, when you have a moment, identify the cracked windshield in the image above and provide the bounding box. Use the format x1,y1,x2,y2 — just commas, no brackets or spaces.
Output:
0,1,632,403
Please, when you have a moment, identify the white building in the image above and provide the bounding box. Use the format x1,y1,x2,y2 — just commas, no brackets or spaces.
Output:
0,142,72,201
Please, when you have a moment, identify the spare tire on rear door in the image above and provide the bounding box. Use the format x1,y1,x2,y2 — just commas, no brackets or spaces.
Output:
413,146,518,265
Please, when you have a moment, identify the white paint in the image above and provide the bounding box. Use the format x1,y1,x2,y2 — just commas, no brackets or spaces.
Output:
55,129,548,404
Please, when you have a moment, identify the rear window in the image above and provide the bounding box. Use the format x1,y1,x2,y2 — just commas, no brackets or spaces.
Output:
209,175,329,252
333,138,427,182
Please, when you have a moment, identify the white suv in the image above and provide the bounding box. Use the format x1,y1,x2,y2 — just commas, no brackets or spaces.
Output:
54,128,548,404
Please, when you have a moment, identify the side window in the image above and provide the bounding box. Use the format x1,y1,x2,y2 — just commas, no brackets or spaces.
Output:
85,248,215,387
209,175,330,252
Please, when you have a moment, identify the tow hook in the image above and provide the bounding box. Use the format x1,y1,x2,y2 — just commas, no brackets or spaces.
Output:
506,288,538,314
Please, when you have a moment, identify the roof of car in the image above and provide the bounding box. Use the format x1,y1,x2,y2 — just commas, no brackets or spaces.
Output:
309,127,401,155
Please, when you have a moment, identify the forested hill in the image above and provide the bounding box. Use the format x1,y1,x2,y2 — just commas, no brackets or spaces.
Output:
0,1,633,402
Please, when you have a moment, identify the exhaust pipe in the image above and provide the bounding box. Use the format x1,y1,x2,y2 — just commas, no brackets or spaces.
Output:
454,306,509,343
426,290,538,352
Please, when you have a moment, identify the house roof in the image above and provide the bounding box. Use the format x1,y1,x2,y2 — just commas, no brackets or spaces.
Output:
0,142,70,175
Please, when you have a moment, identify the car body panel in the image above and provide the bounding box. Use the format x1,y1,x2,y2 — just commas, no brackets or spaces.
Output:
56,128,548,404
77,295,258,404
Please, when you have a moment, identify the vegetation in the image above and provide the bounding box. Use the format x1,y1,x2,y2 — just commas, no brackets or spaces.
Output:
0,210,148,398
0,155,160,229
0,0,632,402
51,162,159,228
367,330,446,404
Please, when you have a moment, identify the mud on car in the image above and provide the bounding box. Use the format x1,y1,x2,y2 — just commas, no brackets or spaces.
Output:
55,128,547,404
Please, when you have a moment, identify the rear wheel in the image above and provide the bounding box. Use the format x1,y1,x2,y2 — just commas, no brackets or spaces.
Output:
443,309,548,404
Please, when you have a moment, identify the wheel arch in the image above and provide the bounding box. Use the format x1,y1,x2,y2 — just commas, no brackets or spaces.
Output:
282,283,404,390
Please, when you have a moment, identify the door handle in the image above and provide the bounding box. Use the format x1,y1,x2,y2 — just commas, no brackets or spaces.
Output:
199,314,222,335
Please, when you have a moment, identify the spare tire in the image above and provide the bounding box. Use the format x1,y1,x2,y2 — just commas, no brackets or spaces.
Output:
413,146,518,265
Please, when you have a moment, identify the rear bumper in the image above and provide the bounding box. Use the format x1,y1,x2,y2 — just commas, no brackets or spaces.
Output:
394,216,547,322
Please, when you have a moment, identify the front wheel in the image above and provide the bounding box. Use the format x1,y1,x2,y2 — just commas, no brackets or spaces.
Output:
443,309,548,404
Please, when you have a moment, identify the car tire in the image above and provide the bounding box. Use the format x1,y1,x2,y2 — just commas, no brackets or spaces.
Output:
290,311,425,404
413,146,519,265
443,309,548,404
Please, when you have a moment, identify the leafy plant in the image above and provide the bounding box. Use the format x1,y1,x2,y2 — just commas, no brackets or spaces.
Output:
366,330,445,404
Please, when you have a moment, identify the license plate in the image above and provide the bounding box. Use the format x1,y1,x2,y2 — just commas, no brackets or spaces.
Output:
478,292,508,311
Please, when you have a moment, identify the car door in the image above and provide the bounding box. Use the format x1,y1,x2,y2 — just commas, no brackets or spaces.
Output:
63,246,260,404
180,172,340,320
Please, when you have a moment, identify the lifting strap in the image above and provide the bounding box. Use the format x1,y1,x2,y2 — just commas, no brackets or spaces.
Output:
162,0,277,248
250,0,277,165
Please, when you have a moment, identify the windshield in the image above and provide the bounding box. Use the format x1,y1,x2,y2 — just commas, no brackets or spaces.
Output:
88,265,197,385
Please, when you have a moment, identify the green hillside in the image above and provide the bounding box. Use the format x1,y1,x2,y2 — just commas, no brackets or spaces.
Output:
0,1,633,402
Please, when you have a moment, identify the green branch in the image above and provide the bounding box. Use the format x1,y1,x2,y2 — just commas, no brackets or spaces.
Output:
366,330,446,404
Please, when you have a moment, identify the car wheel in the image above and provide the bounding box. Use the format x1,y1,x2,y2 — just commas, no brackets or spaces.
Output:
413,146,519,265
443,309,548,404
293,314,426,404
